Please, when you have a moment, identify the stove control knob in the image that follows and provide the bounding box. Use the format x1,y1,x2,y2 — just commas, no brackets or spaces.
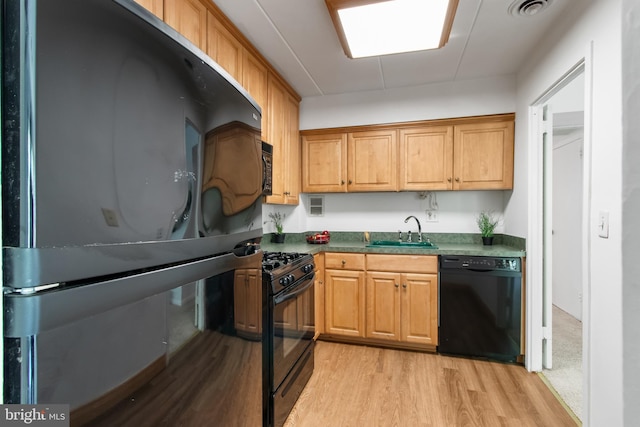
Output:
280,274,294,286
302,264,313,274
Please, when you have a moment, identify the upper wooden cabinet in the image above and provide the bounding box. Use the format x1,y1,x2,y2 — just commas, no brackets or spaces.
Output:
134,0,163,19
399,126,453,191
452,120,514,190
301,129,397,193
301,133,348,193
206,12,243,83
242,54,268,140
302,114,515,193
264,75,300,205
164,0,208,51
399,118,514,190
348,130,397,192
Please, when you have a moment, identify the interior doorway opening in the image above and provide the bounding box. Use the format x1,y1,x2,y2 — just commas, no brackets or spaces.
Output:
529,63,587,422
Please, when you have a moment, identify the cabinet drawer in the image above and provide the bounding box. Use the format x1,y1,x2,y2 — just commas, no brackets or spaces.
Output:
325,253,365,270
366,254,438,273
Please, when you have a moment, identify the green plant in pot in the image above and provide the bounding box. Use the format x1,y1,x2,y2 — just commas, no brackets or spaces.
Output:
477,211,499,246
265,212,286,243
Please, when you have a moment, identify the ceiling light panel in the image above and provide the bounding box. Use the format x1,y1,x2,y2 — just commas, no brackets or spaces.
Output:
326,0,458,59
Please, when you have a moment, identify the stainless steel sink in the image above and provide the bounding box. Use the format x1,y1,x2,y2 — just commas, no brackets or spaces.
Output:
366,240,438,249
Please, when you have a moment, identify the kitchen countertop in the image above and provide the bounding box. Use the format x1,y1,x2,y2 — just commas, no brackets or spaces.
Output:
260,232,526,258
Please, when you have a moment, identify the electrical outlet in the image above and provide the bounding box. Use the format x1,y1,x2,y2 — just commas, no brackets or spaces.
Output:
425,210,438,222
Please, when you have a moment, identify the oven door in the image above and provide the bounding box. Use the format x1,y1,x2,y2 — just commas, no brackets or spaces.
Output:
272,273,315,390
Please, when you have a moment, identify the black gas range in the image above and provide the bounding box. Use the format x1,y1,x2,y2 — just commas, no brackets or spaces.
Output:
262,251,315,427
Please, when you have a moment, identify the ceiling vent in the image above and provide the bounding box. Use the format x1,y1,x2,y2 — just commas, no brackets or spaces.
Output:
508,0,553,17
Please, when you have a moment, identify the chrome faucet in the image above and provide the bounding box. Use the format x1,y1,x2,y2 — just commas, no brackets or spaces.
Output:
404,215,422,242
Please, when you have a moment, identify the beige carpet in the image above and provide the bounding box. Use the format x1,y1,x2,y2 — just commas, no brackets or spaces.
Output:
543,305,582,421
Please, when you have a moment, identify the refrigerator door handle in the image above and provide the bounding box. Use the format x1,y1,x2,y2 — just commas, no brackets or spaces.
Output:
4,250,262,337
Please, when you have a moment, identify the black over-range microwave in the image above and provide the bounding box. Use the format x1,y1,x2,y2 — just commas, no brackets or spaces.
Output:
262,141,273,195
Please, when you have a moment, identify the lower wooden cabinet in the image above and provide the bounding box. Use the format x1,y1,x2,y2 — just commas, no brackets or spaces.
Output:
233,268,262,338
324,268,366,338
322,252,438,350
366,270,438,347
400,273,438,345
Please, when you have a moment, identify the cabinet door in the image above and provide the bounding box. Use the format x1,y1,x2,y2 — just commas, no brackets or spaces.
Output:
243,53,268,140
234,268,262,335
400,273,438,346
265,75,299,205
399,126,453,190
453,120,514,190
206,12,243,83
366,272,401,341
284,93,300,204
265,75,286,204
134,0,163,19
325,269,366,337
164,0,207,51
301,133,348,193
347,130,398,192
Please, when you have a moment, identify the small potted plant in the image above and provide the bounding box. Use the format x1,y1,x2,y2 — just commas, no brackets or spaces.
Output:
477,211,499,246
265,212,286,243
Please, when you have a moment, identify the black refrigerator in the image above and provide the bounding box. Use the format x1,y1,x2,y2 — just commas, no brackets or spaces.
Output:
2,0,268,425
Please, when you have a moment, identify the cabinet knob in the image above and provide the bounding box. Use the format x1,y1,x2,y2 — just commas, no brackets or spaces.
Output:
341,260,346,265
402,283,407,289
348,180,353,185
455,177,460,182
395,283,399,288
341,180,345,185
447,177,452,182
284,191,290,196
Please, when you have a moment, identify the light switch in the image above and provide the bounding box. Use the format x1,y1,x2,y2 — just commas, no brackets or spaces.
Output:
598,211,609,238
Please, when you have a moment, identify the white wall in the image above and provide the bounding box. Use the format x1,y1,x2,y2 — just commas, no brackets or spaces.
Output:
300,75,516,130
513,0,623,425
263,191,507,235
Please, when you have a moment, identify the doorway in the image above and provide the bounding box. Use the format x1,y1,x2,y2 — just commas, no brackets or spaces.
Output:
543,73,585,419
529,63,588,421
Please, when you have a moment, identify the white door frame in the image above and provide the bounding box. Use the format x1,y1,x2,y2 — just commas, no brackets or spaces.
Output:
526,44,593,423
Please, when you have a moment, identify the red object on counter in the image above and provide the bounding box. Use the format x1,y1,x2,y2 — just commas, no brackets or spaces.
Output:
306,231,330,244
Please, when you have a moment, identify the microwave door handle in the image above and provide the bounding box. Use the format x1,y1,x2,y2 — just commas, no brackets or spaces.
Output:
262,155,267,190
274,274,315,304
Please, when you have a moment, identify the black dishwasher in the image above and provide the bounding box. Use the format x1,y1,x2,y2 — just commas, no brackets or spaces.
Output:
439,255,522,363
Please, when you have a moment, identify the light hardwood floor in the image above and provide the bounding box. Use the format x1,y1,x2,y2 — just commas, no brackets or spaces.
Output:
285,341,579,427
